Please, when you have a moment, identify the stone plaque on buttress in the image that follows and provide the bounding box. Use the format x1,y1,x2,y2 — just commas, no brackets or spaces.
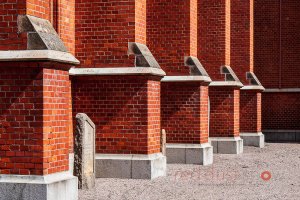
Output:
74,113,96,189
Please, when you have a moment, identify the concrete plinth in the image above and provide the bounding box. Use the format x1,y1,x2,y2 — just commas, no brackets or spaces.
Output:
166,143,213,165
210,137,243,154
0,172,78,200
95,153,166,179
240,132,265,148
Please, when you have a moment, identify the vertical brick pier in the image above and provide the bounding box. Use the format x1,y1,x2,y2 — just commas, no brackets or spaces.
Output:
198,0,243,154
147,0,213,164
0,14,79,200
72,0,166,179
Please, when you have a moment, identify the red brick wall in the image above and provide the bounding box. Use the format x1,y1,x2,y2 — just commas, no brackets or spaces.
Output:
0,64,70,175
240,91,261,133
56,0,75,54
26,0,51,20
75,0,146,68
209,87,240,137
161,83,209,144
255,1,300,131
0,1,26,50
135,0,146,44
262,93,300,130
254,0,280,88
230,0,253,84
198,0,231,81
254,0,300,88
147,0,196,75
72,76,161,154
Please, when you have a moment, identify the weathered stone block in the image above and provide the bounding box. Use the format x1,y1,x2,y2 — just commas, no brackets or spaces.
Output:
74,113,96,190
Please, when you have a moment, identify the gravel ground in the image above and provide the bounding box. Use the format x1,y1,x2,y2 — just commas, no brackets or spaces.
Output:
79,143,300,200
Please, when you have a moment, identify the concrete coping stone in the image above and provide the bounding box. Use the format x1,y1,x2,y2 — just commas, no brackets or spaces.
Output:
209,81,244,88
166,143,212,149
264,88,300,93
0,50,79,65
241,85,265,91
210,136,242,141
161,76,212,83
69,67,166,76
0,171,74,184
240,132,264,136
95,153,164,161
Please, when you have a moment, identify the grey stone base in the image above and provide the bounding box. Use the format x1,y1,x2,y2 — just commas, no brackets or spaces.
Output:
95,153,166,179
240,132,265,148
263,130,300,142
166,143,213,165
210,137,243,154
0,172,78,200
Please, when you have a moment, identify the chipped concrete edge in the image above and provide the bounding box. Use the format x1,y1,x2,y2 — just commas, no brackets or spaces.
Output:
161,76,212,83
209,81,244,88
69,67,166,76
0,50,79,65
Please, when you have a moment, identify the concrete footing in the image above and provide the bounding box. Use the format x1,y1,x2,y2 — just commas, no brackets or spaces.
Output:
210,137,243,154
0,172,78,200
263,130,300,142
95,153,166,179
166,143,213,165
240,132,265,148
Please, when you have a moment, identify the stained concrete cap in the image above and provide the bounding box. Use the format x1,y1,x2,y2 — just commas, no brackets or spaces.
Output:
240,132,265,148
69,67,166,76
0,50,79,65
166,143,213,165
210,137,244,154
95,153,166,179
209,81,244,88
241,85,265,91
0,172,78,200
161,76,212,83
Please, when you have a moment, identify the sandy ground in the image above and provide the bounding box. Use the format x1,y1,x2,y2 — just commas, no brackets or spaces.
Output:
79,143,300,200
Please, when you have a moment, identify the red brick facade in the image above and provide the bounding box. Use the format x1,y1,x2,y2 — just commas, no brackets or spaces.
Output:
72,76,161,154
254,0,300,131
161,83,209,144
240,90,261,133
147,0,197,75
75,0,146,68
0,63,70,175
198,0,231,81
209,87,240,137
1,0,299,178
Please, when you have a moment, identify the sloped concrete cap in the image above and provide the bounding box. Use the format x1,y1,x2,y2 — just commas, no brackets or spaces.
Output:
221,65,241,82
18,15,68,52
241,72,265,91
210,66,243,87
128,42,161,69
184,56,210,77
